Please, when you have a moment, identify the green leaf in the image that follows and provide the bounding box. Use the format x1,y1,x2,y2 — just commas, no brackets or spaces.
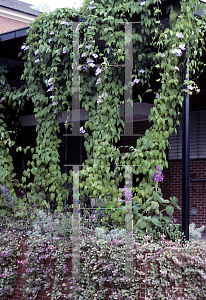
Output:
151,216,162,227
166,206,174,216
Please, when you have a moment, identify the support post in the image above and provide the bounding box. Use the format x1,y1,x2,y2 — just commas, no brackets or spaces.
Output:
182,47,190,241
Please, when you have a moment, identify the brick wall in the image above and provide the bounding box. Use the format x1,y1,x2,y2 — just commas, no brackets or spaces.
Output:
161,160,206,232
0,16,29,34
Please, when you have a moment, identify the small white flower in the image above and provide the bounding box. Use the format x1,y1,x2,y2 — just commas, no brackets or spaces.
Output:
139,69,145,73
174,66,179,71
140,1,145,6
92,53,98,58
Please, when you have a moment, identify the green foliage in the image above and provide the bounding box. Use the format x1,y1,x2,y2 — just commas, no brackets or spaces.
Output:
0,0,206,243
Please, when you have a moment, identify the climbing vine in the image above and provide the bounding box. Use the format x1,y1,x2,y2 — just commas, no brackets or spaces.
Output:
0,0,206,230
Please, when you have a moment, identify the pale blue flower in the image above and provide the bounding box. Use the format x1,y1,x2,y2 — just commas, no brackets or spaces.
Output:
86,45,90,49
81,53,86,57
133,79,140,84
34,49,39,56
90,5,95,8
21,45,26,50
49,38,52,43
1,97,4,101
176,32,184,38
139,69,145,73
92,53,98,58
104,92,108,97
34,59,40,63
161,53,165,57
89,63,95,68
49,95,54,99
50,31,54,35
62,49,67,54
97,98,101,103
25,46,29,50
140,1,145,5
188,85,194,90
54,110,57,114
52,102,56,105
2,81,5,85
90,0,94,3
83,66,88,70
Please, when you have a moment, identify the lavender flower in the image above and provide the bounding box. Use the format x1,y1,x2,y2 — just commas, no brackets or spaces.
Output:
62,49,67,54
188,85,194,90
47,78,53,86
34,49,39,56
176,32,184,38
92,53,98,58
1,97,4,101
50,31,54,35
152,166,164,182
25,46,29,50
83,66,88,70
179,44,186,51
155,94,161,98
34,59,40,63
47,86,54,92
96,78,101,85
52,102,56,105
2,81,5,85
90,0,94,3
171,49,182,56
89,63,95,68
21,45,26,50
86,45,90,49
60,21,70,25
133,79,140,84
140,1,145,5
90,5,95,8
80,126,85,134
161,53,165,57
49,95,54,99
81,53,86,57
139,69,145,73
95,67,102,76
54,110,57,114
48,38,52,43
87,59,94,64
97,98,102,103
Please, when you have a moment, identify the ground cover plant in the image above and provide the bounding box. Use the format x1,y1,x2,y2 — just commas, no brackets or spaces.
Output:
0,0,206,230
